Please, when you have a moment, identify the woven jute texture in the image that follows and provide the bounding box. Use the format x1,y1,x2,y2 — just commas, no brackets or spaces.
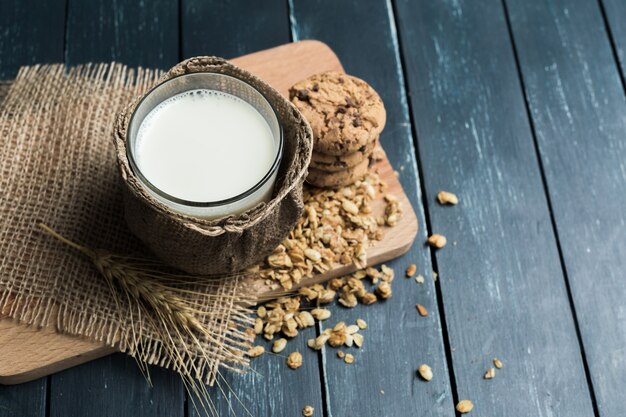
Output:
0,63,304,384
115,56,313,274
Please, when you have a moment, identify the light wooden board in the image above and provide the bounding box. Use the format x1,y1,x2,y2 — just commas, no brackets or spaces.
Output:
0,40,418,385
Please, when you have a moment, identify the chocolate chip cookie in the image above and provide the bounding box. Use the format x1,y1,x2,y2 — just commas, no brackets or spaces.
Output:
307,157,371,188
290,72,386,156
310,139,377,172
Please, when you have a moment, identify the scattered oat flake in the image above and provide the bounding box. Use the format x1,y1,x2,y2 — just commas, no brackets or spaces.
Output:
337,350,345,359
415,274,425,284
437,190,459,205
272,338,287,354
247,345,265,358
493,358,503,369
302,405,314,417
405,263,417,277
416,304,429,317
344,353,355,364
484,368,495,379
456,400,474,414
417,364,433,381
287,351,303,369
427,234,447,248
353,333,364,348
356,318,367,329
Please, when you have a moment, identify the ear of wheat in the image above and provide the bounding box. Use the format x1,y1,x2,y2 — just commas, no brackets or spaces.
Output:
38,223,255,417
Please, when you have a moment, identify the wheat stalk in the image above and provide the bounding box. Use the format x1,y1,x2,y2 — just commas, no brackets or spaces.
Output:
38,223,255,417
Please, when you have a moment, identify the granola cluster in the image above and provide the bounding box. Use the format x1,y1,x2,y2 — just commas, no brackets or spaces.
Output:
248,172,402,291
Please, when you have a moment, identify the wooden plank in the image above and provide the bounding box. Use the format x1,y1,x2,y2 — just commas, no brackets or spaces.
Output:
47,2,185,417
0,0,65,80
0,1,65,415
290,1,455,416
393,0,597,416
49,354,184,417
182,4,321,415
505,1,626,416
0,380,46,417
182,0,290,59
65,0,178,68
600,0,626,74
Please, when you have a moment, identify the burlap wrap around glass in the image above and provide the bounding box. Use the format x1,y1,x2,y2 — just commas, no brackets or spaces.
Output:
115,57,313,274
0,59,311,384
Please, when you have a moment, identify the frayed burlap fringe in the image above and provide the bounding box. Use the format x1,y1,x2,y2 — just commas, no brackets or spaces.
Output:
0,64,257,384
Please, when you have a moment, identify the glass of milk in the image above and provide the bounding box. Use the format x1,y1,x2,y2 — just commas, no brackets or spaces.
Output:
126,72,283,219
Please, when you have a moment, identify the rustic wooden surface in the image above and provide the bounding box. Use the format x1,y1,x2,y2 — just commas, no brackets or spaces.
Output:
394,0,595,415
1,0,625,416
506,1,626,416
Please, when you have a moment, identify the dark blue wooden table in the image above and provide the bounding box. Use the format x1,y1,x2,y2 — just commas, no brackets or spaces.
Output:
1,0,625,416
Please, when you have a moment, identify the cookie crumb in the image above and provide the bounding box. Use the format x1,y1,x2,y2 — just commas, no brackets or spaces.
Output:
484,368,495,379
302,405,314,416
344,353,355,364
415,274,425,284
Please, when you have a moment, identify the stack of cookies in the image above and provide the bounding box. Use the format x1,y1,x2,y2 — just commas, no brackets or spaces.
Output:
289,72,386,188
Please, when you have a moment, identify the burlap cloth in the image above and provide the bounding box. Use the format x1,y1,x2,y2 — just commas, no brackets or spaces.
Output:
0,62,310,384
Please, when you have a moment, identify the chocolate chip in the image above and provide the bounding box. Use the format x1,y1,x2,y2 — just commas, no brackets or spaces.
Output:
353,117,362,127
345,97,355,107
296,89,310,101
336,106,347,114
312,83,320,92
338,77,345,84
358,145,366,152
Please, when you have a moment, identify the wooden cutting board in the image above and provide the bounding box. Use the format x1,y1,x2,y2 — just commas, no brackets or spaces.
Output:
0,40,418,385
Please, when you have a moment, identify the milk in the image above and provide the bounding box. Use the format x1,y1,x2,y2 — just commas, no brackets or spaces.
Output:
135,89,277,203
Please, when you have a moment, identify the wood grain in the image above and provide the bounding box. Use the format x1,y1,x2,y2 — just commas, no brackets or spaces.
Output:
0,0,65,414
289,2,456,417
0,41,417,388
0,0,65,80
394,0,596,416
182,0,290,59
600,0,626,75
65,0,179,69
506,0,626,415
